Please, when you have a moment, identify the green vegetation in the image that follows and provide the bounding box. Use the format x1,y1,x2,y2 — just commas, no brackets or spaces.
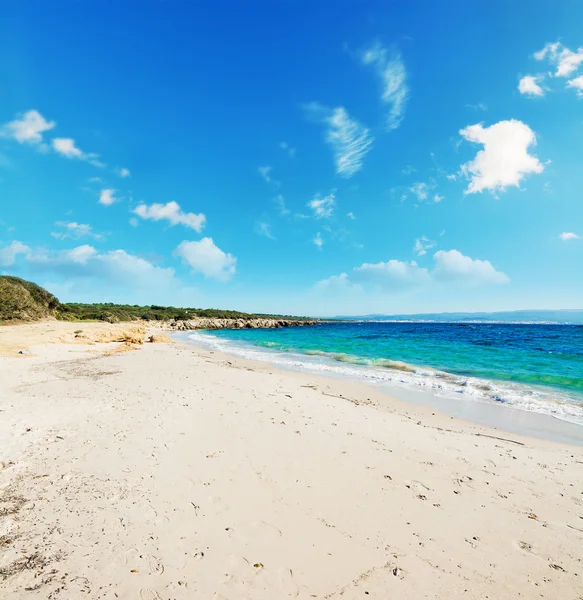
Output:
58,303,263,323
0,276,61,321
0,276,312,323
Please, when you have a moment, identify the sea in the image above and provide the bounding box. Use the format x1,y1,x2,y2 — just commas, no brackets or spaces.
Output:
183,321,583,428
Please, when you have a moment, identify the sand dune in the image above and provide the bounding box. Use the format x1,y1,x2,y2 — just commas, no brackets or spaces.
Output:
0,322,582,599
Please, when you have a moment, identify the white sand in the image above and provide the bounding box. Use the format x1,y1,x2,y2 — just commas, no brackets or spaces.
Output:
1,322,582,599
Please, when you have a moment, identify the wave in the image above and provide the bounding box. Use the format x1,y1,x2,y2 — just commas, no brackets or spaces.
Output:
183,331,583,427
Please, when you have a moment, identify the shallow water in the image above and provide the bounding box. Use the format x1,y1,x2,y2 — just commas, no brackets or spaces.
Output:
184,322,583,426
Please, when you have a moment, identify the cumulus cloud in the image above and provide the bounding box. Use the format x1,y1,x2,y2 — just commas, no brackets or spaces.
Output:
559,232,580,240
535,42,583,77
1,242,177,290
133,201,206,232
316,249,509,293
409,182,429,201
566,75,583,96
459,120,544,194
0,241,31,266
308,192,335,219
313,232,324,248
361,41,409,130
518,75,545,97
116,167,131,178
0,110,55,144
99,189,118,206
432,250,510,284
51,221,102,240
305,103,373,178
174,238,236,282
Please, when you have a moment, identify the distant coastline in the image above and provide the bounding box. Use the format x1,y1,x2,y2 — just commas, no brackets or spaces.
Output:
332,309,583,325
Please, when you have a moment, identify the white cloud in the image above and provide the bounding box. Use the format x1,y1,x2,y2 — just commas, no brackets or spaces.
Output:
133,201,206,232
313,232,324,249
99,189,118,206
409,182,429,201
559,232,580,240
0,241,31,266
258,165,280,187
432,250,510,284
413,236,436,256
255,221,275,239
361,42,408,130
51,221,102,240
433,194,444,203
0,110,55,144
305,103,373,177
279,141,296,157
535,42,583,77
566,75,583,96
308,192,335,219
52,137,83,158
347,211,356,220
316,249,509,293
116,167,131,178
401,165,416,175
174,238,236,282
51,137,103,166
459,120,544,194
274,194,291,216
518,75,545,97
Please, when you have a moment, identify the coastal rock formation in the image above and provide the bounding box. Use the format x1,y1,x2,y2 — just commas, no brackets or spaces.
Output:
164,317,318,331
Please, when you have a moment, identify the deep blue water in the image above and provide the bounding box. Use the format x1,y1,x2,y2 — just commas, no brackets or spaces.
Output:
188,322,583,424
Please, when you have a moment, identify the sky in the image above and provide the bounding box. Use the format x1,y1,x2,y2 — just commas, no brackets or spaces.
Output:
1,0,582,317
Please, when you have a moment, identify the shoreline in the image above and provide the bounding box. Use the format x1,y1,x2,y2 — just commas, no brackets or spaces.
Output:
1,321,582,598
177,330,583,447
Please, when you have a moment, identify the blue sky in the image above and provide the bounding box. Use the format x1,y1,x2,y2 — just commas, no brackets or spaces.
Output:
1,0,582,316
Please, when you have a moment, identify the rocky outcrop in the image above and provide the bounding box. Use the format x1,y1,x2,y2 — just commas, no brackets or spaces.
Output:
160,318,318,331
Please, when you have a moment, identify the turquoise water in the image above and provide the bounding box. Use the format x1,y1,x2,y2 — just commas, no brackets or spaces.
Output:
186,322,583,425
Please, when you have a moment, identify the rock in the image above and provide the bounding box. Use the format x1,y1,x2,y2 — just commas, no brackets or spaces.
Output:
148,334,172,343
18,349,32,355
163,317,318,331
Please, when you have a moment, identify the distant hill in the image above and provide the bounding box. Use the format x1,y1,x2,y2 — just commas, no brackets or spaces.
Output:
334,309,583,324
0,277,312,323
0,276,61,321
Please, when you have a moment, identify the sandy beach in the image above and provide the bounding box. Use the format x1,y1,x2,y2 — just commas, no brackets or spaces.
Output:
1,321,582,599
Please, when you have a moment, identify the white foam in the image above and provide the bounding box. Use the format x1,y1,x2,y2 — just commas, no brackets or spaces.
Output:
184,331,583,427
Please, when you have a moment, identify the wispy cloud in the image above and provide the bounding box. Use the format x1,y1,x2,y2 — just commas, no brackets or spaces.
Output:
361,41,409,130
279,141,296,157
313,232,324,249
133,201,206,232
413,236,436,256
255,221,275,239
308,192,335,219
52,138,104,167
347,211,356,220
305,103,373,178
51,221,103,240
0,110,55,145
273,194,291,216
258,165,280,187
459,119,544,194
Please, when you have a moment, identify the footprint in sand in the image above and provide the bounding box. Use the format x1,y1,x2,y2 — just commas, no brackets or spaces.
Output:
139,590,162,600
